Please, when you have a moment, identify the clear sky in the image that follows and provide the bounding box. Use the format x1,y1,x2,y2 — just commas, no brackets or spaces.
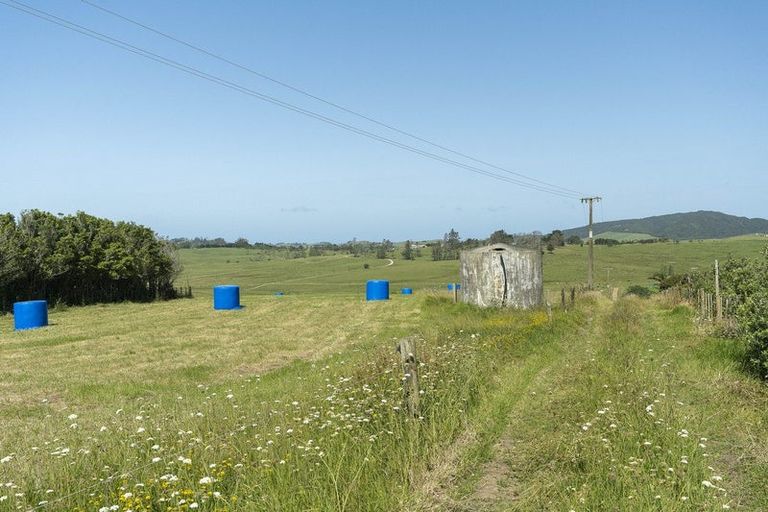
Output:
1,1,766,242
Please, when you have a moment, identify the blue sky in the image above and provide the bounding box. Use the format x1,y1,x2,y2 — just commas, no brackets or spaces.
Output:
1,1,766,242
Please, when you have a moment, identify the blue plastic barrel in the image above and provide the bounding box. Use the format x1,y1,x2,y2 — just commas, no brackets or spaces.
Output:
401,288,413,295
14,300,48,330
447,283,454,291
456,283,461,290
366,280,389,301
213,285,241,310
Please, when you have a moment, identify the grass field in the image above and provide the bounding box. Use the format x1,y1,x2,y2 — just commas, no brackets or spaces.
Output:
544,236,768,292
178,235,768,299
177,249,459,297
593,231,657,242
1,238,768,510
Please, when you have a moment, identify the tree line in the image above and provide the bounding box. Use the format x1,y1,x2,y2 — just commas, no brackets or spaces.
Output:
0,210,184,313
172,228,546,262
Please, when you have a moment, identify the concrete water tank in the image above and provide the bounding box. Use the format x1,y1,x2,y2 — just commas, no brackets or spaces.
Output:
459,244,543,309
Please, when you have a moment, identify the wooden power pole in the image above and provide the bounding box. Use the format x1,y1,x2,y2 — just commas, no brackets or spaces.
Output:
581,196,602,290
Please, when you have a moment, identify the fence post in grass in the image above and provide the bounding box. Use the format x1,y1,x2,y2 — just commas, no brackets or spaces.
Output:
396,337,421,417
715,259,722,323
453,284,458,304
570,287,576,306
611,287,619,302
561,288,566,310
546,301,553,322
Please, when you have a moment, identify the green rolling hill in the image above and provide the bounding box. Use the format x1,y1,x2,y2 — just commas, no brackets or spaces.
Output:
563,210,768,240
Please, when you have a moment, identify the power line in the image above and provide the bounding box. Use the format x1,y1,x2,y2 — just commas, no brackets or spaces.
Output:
3,0,582,199
80,0,583,197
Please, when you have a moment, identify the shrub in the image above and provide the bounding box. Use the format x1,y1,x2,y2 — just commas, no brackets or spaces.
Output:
739,291,768,379
683,247,768,378
625,285,653,298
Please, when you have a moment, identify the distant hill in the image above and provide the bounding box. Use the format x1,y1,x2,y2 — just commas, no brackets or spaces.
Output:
563,211,768,240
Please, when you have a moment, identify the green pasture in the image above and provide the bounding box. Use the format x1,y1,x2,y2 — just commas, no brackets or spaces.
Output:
177,236,768,300
594,230,657,241
178,249,459,297
543,236,767,292
1,237,768,510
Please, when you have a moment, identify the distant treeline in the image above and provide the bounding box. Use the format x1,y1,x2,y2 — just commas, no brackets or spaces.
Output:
173,229,543,261
593,237,671,246
171,237,274,250
171,237,355,259
0,210,183,312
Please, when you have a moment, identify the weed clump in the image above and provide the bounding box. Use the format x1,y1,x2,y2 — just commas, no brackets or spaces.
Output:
625,285,653,298
606,297,643,333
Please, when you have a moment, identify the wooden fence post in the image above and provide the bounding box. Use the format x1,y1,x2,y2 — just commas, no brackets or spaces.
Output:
715,260,722,322
396,337,421,416
561,288,566,310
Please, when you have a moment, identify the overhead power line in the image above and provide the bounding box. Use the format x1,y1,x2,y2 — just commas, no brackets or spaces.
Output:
80,0,583,197
3,0,583,199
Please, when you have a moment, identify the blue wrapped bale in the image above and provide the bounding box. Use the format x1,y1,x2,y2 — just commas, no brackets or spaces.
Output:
14,300,48,330
366,280,389,301
213,285,241,310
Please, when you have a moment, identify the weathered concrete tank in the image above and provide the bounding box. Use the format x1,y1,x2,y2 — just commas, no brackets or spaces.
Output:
459,243,543,309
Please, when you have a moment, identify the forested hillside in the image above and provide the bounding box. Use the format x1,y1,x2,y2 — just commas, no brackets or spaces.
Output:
563,211,768,240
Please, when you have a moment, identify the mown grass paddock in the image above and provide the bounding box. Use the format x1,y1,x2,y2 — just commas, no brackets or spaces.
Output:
543,235,768,292
176,249,460,296
1,238,768,510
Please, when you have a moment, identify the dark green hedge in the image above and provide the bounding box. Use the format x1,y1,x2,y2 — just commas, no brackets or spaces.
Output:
0,210,181,312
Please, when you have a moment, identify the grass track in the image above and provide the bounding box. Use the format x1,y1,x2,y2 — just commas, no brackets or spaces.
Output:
425,297,768,511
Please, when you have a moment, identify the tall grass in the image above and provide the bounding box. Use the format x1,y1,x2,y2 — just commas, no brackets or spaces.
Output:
0,298,567,511
467,298,736,510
